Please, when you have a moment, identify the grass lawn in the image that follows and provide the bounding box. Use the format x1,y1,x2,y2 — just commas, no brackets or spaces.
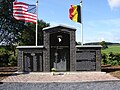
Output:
102,45,120,54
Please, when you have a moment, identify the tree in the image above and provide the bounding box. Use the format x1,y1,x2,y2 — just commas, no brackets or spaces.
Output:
0,0,50,46
99,41,108,49
0,47,11,66
0,0,25,45
20,20,50,45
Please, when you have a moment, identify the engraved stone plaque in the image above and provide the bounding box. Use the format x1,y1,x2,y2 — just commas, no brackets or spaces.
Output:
76,51,96,71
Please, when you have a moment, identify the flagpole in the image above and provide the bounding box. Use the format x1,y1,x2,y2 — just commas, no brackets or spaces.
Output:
80,0,83,46
36,0,38,46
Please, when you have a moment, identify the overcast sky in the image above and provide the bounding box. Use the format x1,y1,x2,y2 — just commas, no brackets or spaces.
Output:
18,0,120,43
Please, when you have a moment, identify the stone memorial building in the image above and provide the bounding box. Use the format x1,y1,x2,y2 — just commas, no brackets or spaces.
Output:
17,25,102,72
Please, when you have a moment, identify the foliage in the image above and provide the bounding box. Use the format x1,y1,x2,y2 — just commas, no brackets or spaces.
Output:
101,52,120,66
0,0,25,45
102,53,108,65
0,47,11,66
0,0,50,66
0,46,17,67
8,55,17,66
99,41,108,49
76,42,81,45
20,20,50,45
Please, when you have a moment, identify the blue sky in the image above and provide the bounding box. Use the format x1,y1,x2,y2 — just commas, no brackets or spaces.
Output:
18,0,120,43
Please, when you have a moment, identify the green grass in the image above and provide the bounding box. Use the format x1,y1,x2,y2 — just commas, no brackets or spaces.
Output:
102,45,120,54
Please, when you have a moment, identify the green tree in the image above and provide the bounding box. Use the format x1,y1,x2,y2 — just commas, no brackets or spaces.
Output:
0,0,25,45
99,41,108,49
20,20,50,45
0,47,11,66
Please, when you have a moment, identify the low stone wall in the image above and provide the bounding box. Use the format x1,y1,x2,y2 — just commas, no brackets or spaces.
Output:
17,46,44,72
17,45,102,72
76,45,102,71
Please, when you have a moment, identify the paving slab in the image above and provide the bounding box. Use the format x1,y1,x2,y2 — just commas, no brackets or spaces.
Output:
1,72,119,83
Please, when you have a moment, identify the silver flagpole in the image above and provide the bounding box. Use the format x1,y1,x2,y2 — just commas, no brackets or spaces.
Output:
80,0,83,46
36,0,38,46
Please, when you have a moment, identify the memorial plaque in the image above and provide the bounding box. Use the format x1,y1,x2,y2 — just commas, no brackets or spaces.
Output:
23,53,43,72
24,53,32,72
76,51,96,61
76,61,96,71
76,51,96,71
33,54,37,71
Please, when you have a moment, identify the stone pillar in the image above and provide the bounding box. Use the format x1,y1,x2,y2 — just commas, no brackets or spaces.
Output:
43,31,50,72
32,53,37,71
96,50,102,71
39,55,43,71
70,31,76,71
17,50,24,72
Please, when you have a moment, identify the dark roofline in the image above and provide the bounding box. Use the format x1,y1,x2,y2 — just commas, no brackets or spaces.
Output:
43,24,76,31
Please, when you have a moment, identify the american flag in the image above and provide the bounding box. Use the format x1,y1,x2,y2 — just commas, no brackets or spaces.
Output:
13,2,37,23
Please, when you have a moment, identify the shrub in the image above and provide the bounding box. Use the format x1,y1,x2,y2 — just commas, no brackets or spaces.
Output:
111,60,118,66
102,53,108,65
8,55,17,66
0,48,11,66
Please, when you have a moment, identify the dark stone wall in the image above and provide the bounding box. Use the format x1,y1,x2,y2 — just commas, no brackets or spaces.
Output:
43,31,50,72
43,26,76,72
70,31,76,71
17,47,43,72
76,45,102,71
17,45,102,72
17,26,102,72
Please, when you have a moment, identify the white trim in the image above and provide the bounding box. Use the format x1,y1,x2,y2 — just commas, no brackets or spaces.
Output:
43,24,76,31
16,46,44,49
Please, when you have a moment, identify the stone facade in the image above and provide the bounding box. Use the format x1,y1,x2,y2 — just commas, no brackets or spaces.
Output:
17,46,44,72
17,25,102,72
76,45,101,71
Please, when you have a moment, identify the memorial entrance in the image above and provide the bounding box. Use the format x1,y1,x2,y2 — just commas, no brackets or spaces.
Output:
43,25,76,72
50,32,70,71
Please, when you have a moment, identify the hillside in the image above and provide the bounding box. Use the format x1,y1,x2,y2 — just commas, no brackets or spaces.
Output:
102,45,120,54
84,42,120,45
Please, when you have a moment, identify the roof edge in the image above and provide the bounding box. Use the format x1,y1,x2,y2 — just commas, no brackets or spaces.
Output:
16,46,44,49
43,24,76,31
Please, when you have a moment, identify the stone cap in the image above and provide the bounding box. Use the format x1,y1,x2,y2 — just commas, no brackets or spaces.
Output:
76,45,102,48
16,46,44,49
43,24,76,31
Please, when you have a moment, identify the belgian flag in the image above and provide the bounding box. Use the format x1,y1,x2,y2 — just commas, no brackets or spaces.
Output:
69,5,81,23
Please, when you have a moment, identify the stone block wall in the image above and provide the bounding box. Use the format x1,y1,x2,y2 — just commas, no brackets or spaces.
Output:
17,25,102,72
17,46,44,72
76,45,102,71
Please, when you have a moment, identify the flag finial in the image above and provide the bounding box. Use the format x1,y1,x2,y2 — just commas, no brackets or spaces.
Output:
80,0,82,3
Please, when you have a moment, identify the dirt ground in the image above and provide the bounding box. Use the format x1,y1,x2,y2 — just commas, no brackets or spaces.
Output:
109,71,120,79
0,67,120,81
0,67,18,81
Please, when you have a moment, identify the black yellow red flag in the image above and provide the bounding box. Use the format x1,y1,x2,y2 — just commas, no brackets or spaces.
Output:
69,5,81,23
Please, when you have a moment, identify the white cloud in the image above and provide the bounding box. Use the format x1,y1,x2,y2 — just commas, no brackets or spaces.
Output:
108,0,120,9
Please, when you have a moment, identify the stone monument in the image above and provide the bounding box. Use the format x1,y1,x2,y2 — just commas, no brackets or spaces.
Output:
17,25,102,72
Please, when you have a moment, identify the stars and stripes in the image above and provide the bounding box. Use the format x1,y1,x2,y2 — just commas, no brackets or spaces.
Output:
13,2,37,23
